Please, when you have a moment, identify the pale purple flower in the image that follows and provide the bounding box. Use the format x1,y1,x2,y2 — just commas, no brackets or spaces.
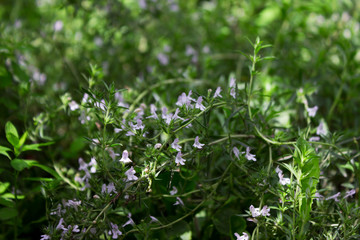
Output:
307,106,318,117
150,216,159,223
120,150,132,164
193,136,205,149
89,157,97,173
246,217,258,223
249,205,261,218
176,91,194,109
108,148,120,160
40,234,50,240
114,92,129,108
234,232,249,240
233,147,240,159
326,192,341,202
65,199,81,210
56,218,66,231
171,138,182,151
154,143,162,149
126,131,135,136
309,136,320,142
261,205,270,216
82,93,89,103
195,96,206,111
157,53,169,65
175,151,186,165
170,186,178,195
105,182,117,195
185,45,196,56
314,192,324,200
72,225,80,233
69,101,79,111
230,88,236,99
122,213,135,227
316,122,326,135
95,99,106,111
108,222,122,239
147,104,158,119
53,20,63,32
202,45,210,54
344,189,356,199
243,147,256,161
174,197,184,206
230,77,236,88
213,87,222,98
138,0,147,9
125,167,138,181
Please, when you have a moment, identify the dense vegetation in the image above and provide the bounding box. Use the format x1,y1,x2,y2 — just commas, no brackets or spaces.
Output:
0,0,359,239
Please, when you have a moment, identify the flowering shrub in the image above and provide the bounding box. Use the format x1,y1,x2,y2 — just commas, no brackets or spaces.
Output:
0,0,360,239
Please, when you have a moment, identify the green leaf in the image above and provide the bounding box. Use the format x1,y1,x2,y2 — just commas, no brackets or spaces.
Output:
0,197,14,208
18,131,28,148
213,208,240,236
0,146,11,159
5,122,19,147
10,159,37,171
0,182,10,194
21,141,54,152
29,163,60,179
0,207,17,220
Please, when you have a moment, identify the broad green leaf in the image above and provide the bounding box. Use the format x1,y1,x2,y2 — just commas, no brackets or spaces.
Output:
21,141,54,152
0,197,14,208
5,121,19,147
1,193,25,199
0,207,17,220
18,131,28,148
29,163,60,179
0,182,10,194
10,159,37,171
0,146,11,159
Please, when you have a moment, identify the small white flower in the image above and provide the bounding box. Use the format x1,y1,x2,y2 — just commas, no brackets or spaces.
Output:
72,225,80,233
69,101,79,111
53,20,63,32
122,213,135,227
175,151,186,165
150,216,159,223
171,138,182,151
195,96,206,111
249,205,261,218
230,77,236,88
309,136,320,142
213,87,222,98
326,192,340,202
154,143,162,149
170,186,178,195
157,53,169,65
193,136,205,149
316,122,326,136
230,88,236,99
174,197,184,206
125,167,138,181
120,150,132,164
307,106,318,117
234,232,249,240
243,147,256,161
276,166,290,185
40,234,51,240
261,205,270,216
233,147,240,159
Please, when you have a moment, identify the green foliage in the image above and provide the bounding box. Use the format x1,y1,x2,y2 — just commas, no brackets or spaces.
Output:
0,0,360,239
